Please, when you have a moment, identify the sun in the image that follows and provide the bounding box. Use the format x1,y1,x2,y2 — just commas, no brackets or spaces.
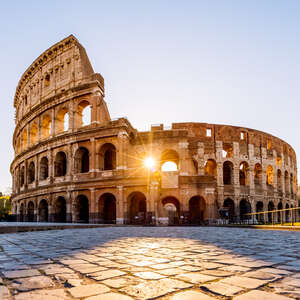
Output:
144,157,156,169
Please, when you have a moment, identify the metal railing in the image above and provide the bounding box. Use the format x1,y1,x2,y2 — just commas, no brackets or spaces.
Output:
231,206,300,226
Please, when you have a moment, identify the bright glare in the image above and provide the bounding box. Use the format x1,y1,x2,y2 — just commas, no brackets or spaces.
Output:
144,157,156,169
161,161,178,172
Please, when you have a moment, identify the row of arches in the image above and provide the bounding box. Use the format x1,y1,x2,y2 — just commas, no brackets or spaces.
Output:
222,198,295,223
16,100,92,153
213,160,296,192
17,193,207,225
17,143,117,186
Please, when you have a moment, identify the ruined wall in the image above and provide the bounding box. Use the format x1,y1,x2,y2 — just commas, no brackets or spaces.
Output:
10,36,298,225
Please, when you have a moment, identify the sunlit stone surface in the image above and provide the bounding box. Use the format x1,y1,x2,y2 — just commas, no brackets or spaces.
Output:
0,227,299,299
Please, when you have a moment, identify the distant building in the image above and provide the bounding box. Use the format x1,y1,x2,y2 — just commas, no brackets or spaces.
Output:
10,35,298,224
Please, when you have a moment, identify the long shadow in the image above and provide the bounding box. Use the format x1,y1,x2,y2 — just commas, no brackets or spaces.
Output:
0,227,299,298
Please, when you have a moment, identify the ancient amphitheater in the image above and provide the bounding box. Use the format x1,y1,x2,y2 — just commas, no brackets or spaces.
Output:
10,35,298,225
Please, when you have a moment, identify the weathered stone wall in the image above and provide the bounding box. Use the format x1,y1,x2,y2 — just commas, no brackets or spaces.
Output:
10,36,298,225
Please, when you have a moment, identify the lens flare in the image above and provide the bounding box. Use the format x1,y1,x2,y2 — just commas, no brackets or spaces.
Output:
144,157,156,169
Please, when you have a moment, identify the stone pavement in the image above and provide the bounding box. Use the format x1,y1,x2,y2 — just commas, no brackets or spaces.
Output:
0,222,108,234
0,227,299,299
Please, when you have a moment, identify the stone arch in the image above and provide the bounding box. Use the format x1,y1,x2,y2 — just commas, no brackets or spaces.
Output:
128,192,147,224
39,199,48,222
17,137,21,153
239,161,249,186
74,147,89,173
267,201,275,223
223,198,235,222
277,202,283,223
254,163,262,185
41,114,51,139
266,165,274,186
99,143,116,170
284,171,289,193
78,100,91,126
285,203,290,222
161,196,180,225
28,161,35,184
223,161,233,185
204,159,217,178
53,196,67,223
74,195,89,223
256,201,264,223
54,151,67,177
56,108,69,133
290,173,294,195
98,193,116,224
39,156,49,180
22,130,28,150
239,199,251,220
27,201,35,222
20,166,25,187
277,169,282,191
188,196,206,224
30,122,38,146
19,202,25,222
161,149,179,172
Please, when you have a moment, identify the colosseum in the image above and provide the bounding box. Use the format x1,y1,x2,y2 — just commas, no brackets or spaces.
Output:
10,35,298,225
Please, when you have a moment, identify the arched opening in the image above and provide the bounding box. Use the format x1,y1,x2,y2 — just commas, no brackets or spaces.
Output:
254,163,262,185
268,201,275,223
44,73,50,87
278,202,283,223
239,162,249,186
128,192,147,224
223,198,235,222
28,162,35,184
162,196,180,225
56,108,69,133
75,195,89,223
188,196,206,225
204,159,217,178
266,165,274,186
30,122,38,146
78,101,91,126
19,203,25,222
99,193,116,224
256,201,264,223
27,201,34,222
161,150,179,172
100,143,116,170
74,147,89,173
39,157,49,180
223,161,233,185
285,204,290,222
239,199,251,220
22,130,28,150
284,171,289,193
54,152,67,177
290,174,294,195
39,200,48,222
54,197,66,223
17,138,21,153
277,170,282,191
41,115,51,139
20,166,25,187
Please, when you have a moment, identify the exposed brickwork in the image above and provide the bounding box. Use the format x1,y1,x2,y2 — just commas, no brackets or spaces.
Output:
10,35,298,225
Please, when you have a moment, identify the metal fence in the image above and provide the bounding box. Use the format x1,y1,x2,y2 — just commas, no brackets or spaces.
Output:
230,206,300,226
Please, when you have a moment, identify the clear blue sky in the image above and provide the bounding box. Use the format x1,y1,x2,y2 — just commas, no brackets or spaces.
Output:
0,1,299,193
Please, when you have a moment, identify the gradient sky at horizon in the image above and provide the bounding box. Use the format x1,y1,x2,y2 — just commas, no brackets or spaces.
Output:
0,1,299,193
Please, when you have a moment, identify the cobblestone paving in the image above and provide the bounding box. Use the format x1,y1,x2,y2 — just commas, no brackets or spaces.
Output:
0,227,299,299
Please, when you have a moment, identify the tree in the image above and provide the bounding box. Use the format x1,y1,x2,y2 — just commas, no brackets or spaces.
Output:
0,196,11,220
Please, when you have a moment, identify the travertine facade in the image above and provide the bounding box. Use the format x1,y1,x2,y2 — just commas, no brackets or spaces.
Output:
10,35,298,225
